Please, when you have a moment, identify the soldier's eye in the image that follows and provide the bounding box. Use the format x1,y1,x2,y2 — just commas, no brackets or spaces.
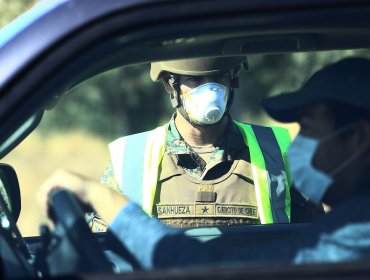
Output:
182,77,201,87
185,77,199,83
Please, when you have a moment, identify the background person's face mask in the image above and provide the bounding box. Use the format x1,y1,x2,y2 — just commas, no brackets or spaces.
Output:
287,124,358,205
182,82,228,125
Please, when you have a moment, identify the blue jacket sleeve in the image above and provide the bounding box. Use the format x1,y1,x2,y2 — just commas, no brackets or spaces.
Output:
108,202,247,269
109,199,370,270
109,202,179,269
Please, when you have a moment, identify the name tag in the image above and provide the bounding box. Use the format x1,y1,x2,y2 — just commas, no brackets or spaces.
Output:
156,203,258,219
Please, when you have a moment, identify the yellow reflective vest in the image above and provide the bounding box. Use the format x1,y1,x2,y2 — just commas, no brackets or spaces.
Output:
109,121,292,224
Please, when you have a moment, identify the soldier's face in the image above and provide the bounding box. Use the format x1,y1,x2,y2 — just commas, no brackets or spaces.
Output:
175,73,231,125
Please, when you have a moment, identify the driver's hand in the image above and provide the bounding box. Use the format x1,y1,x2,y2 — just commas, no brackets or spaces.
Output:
37,169,93,217
37,169,129,224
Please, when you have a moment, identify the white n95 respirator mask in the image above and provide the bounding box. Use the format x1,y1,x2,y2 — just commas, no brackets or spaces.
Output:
182,82,229,125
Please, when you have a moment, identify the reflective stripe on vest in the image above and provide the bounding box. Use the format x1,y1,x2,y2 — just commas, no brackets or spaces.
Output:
234,121,291,223
109,125,167,215
109,122,291,223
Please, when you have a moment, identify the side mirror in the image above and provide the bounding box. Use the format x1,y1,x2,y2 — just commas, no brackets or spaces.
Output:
0,164,21,222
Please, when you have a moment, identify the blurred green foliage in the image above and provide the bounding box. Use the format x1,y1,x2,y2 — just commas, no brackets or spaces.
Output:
2,1,370,141
233,50,370,123
42,64,172,139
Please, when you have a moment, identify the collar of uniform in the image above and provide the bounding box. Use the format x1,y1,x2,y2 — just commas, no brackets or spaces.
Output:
166,114,190,155
164,114,246,179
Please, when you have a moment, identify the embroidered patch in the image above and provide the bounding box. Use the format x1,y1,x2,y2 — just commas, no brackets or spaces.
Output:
156,203,259,219
199,184,214,192
156,205,191,218
196,191,216,202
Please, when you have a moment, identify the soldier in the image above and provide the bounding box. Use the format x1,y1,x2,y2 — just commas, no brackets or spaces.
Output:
94,56,321,230
38,56,370,268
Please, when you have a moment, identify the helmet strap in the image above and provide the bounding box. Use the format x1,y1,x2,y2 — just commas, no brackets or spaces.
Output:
225,88,234,113
170,91,180,108
168,74,181,108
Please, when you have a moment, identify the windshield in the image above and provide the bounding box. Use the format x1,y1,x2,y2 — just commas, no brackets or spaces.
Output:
2,49,369,236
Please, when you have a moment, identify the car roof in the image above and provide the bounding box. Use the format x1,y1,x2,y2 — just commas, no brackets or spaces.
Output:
0,0,370,155
2,0,370,88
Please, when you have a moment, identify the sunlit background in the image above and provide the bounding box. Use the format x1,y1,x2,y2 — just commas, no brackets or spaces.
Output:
1,0,369,236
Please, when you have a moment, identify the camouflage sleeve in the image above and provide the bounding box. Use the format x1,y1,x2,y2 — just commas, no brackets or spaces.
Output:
100,160,122,193
85,160,122,232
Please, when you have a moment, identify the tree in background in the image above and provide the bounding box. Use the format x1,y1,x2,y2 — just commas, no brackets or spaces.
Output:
42,64,171,138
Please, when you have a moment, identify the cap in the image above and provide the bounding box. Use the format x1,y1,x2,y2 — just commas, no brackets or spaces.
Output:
150,56,246,81
262,57,370,122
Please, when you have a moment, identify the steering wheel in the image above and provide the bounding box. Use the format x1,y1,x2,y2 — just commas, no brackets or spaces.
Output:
47,189,113,274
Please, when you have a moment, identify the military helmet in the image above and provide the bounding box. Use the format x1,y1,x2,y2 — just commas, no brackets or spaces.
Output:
150,56,247,82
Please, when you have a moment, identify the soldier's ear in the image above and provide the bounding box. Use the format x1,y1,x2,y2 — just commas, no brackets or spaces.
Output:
160,72,174,94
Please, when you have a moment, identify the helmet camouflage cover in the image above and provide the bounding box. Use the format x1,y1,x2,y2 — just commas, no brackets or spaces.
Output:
150,56,246,82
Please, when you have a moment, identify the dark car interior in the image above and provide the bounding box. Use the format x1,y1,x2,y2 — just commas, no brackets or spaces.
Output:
1,0,370,278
